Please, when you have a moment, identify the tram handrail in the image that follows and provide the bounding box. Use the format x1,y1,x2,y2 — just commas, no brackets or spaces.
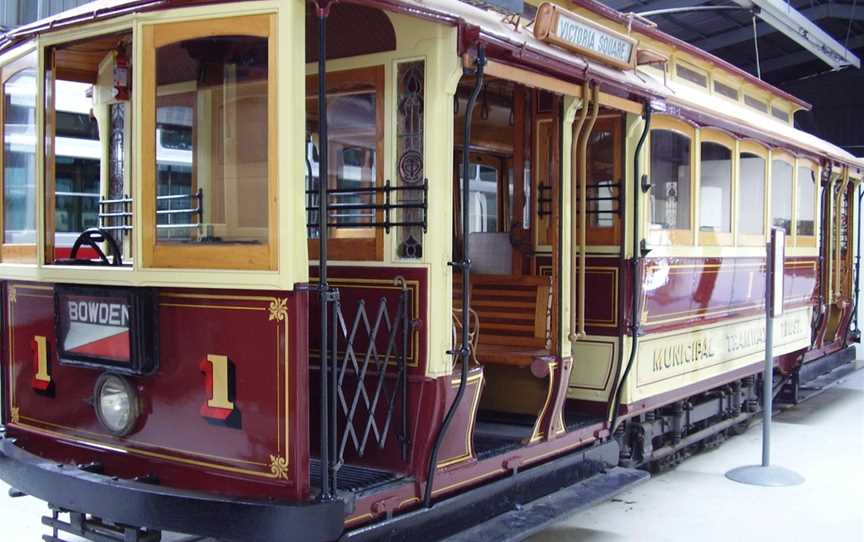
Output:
576,83,600,339
568,81,590,343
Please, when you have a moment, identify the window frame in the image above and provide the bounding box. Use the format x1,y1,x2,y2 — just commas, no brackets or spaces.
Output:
697,128,736,247
584,113,624,246
305,65,385,262
736,139,769,247
646,115,696,247
141,14,278,270
769,150,795,246
0,52,38,263
794,157,818,248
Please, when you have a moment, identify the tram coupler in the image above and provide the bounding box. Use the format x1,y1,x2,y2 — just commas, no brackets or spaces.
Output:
42,506,162,542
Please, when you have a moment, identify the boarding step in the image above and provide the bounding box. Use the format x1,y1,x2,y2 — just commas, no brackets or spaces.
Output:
779,346,858,404
42,506,161,542
446,467,648,542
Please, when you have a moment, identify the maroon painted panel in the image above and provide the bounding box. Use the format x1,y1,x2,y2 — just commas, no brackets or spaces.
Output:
639,257,817,334
3,281,309,500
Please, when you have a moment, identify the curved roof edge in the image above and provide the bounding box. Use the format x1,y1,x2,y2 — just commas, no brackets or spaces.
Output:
567,0,812,111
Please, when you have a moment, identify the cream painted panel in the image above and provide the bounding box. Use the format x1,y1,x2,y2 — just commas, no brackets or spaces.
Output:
624,307,811,403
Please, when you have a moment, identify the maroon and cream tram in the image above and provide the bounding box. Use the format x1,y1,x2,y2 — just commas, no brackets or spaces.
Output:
0,0,860,540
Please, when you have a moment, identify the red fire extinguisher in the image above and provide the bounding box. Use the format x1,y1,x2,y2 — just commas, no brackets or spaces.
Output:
113,48,129,101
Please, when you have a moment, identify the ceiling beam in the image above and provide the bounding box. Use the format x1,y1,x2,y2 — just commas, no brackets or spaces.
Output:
737,0,860,69
692,4,864,54
607,0,713,14
744,33,864,74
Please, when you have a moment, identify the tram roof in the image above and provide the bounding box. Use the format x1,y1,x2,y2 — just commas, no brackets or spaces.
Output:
1,0,862,169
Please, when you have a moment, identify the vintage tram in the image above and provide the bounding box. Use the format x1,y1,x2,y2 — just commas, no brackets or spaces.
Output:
0,0,860,540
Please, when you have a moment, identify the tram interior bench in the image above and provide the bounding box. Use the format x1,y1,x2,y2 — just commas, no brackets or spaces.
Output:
454,273,557,436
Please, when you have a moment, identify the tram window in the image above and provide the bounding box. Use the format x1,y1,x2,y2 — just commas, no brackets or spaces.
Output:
738,152,766,237
771,159,794,235
699,142,732,237
154,36,268,245
460,163,500,233
796,165,816,238
306,65,384,261
44,33,133,265
2,67,37,252
649,129,692,234
49,80,103,252
143,15,276,269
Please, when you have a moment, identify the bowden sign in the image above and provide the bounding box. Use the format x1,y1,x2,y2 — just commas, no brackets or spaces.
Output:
533,3,637,70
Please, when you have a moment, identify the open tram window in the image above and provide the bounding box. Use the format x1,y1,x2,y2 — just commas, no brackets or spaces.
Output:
142,14,276,270
796,160,817,246
771,154,794,238
1,52,37,263
44,33,132,265
738,142,768,246
306,66,384,261
648,118,694,245
698,131,734,246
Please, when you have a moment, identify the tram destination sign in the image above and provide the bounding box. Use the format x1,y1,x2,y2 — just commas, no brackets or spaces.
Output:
533,3,638,70
55,285,159,375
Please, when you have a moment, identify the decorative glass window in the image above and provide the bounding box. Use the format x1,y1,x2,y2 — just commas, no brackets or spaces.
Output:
771,156,794,235
305,66,384,261
796,162,817,245
142,15,276,270
395,61,425,259
714,80,739,101
648,118,694,245
699,136,733,245
2,56,37,263
771,107,790,123
676,63,707,87
585,114,623,246
738,143,767,245
744,94,768,113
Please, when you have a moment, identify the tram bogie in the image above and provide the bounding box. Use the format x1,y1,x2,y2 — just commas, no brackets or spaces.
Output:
0,0,860,540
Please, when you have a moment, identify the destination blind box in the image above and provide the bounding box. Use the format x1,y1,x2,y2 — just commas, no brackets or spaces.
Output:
54,285,159,375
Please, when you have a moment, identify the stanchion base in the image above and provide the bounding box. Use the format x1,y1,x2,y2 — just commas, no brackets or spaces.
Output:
725,465,805,487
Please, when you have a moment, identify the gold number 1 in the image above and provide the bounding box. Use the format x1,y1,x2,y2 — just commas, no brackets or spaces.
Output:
205,354,234,410
33,335,51,390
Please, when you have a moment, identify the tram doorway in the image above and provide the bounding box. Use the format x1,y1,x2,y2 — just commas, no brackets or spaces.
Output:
453,77,565,447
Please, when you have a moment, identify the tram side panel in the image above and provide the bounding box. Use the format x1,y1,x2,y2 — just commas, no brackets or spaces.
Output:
2,281,310,501
569,256,819,407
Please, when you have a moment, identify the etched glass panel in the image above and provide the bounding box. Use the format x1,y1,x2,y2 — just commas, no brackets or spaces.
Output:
396,61,424,259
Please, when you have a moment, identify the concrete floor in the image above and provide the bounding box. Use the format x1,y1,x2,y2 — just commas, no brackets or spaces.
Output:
1,367,862,542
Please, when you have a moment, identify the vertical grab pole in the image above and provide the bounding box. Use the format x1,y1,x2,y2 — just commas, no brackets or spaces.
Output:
315,0,333,501
424,48,486,508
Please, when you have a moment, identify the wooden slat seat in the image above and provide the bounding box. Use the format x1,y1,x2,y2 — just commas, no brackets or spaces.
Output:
453,274,552,369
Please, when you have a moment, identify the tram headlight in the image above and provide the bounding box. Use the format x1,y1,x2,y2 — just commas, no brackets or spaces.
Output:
94,373,139,436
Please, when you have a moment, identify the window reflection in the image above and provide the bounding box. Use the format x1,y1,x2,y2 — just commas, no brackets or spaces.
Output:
739,152,766,236
588,128,615,228
771,159,793,234
3,69,37,244
155,35,269,244
797,166,815,236
650,129,691,231
699,142,732,233
306,87,378,232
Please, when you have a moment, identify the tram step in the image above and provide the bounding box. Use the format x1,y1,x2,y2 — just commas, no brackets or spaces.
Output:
445,467,649,542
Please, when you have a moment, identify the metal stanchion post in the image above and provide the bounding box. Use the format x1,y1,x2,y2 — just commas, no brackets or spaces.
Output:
726,227,804,486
